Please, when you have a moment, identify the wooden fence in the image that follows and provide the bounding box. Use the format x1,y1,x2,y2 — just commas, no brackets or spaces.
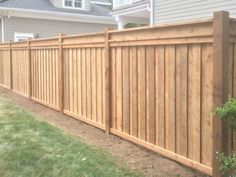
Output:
0,11,234,177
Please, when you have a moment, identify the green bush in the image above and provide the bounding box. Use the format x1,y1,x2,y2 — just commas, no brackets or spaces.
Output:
215,98,236,176
215,98,236,129
217,152,236,177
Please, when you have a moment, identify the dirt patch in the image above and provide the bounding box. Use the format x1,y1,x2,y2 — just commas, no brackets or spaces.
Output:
0,87,209,177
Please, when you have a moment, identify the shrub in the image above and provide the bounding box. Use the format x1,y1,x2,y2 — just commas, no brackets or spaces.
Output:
217,152,236,177
215,98,236,176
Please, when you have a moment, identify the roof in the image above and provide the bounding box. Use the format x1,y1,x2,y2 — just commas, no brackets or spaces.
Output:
0,0,111,16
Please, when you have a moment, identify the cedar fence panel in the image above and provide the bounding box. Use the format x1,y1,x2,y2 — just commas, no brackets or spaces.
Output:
0,11,235,177
109,20,213,174
0,46,10,89
31,48,59,110
62,33,106,129
11,47,29,97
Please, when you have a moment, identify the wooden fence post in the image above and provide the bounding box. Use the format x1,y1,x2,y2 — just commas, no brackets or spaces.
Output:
104,28,112,135
212,11,230,177
28,40,32,99
58,33,65,114
9,42,12,90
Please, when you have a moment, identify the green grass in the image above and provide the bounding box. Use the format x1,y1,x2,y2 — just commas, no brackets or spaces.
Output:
0,97,141,177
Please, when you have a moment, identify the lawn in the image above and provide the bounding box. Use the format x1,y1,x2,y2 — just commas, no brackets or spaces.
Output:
0,97,141,177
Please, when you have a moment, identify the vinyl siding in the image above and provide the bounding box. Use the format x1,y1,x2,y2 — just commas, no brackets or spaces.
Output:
153,0,236,25
4,17,115,42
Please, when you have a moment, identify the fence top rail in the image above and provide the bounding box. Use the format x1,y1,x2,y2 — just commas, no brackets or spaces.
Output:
29,36,58,43
62,31,105,39
0,43,10,48
109,18,213,34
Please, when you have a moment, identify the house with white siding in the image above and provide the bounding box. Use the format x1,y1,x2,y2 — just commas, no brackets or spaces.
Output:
112,0,236,29
0,0,115,42
111,0,151,29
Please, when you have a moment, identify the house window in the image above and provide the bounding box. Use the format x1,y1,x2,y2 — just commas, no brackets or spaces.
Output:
65,0,73,7
64,0,83,9
14,33,34,42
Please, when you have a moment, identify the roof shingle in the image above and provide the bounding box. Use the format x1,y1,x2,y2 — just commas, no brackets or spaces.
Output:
0,0,111,16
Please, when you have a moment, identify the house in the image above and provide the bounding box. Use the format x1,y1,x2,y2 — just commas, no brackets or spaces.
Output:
153,0,236,25
111,0,152,29
112,0,236,29
0,0,115,42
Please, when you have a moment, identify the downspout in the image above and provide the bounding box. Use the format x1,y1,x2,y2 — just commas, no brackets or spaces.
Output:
0,16,4,43
149,0,154,26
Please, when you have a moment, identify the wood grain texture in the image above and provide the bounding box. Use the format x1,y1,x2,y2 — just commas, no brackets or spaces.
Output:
176,45,188,157
0,19,222,176
188,44,201,162
155,46,165,148
165,45,176,152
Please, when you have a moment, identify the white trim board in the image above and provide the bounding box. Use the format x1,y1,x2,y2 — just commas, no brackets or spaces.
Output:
91,1,112,6
0,7,116,25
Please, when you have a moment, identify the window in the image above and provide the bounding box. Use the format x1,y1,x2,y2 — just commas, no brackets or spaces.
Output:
65,0,73,7
14,33,35,42
64,0,83,9
74,0,82,8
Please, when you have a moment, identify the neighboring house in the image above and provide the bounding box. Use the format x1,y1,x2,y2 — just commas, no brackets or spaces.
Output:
153,0,236,25
112,0,236,29
111,0,151,29
0,0,115,42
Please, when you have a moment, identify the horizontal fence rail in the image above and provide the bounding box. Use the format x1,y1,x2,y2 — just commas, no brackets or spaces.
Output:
0,11,234,177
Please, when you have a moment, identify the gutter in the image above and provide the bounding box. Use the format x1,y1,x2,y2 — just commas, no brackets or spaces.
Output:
91,1,112,6
0,7,116,25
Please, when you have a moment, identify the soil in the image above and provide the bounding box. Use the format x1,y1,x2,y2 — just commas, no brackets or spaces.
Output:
0,87,209,177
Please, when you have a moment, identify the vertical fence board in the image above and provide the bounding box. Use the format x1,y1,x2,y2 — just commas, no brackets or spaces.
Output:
155,46,165,147
146,46,155,144
165,45,176,152
137,46,146,141
116,47,123,131
176,45,188,157
130,47,138,137
86,48,92,120
97,48,103,124
111,47,117,129
77,49,82,116
201,44,213,167
122,47,130,134
91,48,97,121
188,44,201,162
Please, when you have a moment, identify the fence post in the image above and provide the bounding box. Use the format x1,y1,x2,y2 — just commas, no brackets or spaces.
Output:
212,11,230,177
58,33,65,114
28,40,32,99
104,28,112,135
9,42,12,90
